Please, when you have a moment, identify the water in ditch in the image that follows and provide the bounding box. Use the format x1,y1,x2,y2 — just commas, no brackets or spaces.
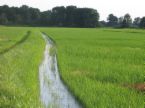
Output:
39,34,81,108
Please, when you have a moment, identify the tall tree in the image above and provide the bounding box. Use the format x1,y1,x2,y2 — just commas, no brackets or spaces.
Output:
133,17,141,27
133,17,141,26
39,10,51,26
118,17,124,24
19,5,31,24
121,14,132,28
65,6,77,27
0,5,100,27
0,13,8,25
140,17,145,28
75,8,99,27
51,6,66,26
14,14,23,24
107,14,118,27
29,8,40,25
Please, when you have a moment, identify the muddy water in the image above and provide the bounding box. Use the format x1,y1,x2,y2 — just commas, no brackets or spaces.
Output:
39,34,81,108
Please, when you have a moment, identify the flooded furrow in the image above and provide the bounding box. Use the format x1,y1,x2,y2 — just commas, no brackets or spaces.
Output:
39,33,81,108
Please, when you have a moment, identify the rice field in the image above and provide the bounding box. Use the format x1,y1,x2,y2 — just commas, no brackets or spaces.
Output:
42,28,145,108
0,27,27,53
0,27,144,108
0,27,45,108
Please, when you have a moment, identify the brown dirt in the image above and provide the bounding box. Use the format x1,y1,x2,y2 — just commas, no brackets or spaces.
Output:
123,83,145,92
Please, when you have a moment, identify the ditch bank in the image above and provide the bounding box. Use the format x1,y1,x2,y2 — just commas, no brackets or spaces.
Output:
39,33,81,108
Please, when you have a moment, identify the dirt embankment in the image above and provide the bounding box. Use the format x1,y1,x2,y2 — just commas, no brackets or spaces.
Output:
124,83,145,92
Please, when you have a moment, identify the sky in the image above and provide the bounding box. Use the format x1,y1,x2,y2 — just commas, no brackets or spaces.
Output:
0,0,145,21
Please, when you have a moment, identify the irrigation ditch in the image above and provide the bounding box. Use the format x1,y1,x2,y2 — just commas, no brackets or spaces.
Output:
39,33,81,108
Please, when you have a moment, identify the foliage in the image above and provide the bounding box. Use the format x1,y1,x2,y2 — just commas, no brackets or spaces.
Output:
65,6,77,27
107,14,118,27
0,13,8,25
0,5,145,28
121,14,132,28
0,5,99,28
74,8,99,27
133,17,141,27
51,6,66,26
140,17,145,28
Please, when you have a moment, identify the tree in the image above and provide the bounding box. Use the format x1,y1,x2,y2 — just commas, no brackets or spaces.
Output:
0,13,8,25
75,8,99,27
14,14,23,24
121,14,132,28
29,8,40,25
99,20,107,27
118,17,123,24
0,5,100,27
51,6,66,26
19,5,31,24
0,5,9,14
65,6,77,27
140,17,145,28
107,14,118,27
133,17,141,27
39,11,51,26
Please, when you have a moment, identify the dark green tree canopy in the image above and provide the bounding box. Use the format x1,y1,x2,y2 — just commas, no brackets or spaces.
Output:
121,13,132,28
75,8,99,27
140,17,145,28
107,14,118,27
51,6,66,26
65,6,77,26
0,5,144,28
0,13,8,25
0,5,99,28
133,17,141,27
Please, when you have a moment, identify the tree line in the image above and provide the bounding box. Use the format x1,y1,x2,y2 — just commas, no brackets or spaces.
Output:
0,5,99,27
0,5,145,28
100,14,145,28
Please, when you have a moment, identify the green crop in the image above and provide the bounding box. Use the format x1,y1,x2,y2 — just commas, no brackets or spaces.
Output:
0,27,144,108
0,27,45,108
42,28,145,108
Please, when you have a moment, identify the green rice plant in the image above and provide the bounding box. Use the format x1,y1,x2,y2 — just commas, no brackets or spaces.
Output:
0,27,28,52
42,28,145,108
0,27,144,108
0,27,45,108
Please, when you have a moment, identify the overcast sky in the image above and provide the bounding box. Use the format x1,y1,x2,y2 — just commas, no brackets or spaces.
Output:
0,0,145,20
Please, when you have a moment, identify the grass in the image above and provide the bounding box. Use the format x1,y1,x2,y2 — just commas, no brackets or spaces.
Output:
0,27,45,107
42,28,145,108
